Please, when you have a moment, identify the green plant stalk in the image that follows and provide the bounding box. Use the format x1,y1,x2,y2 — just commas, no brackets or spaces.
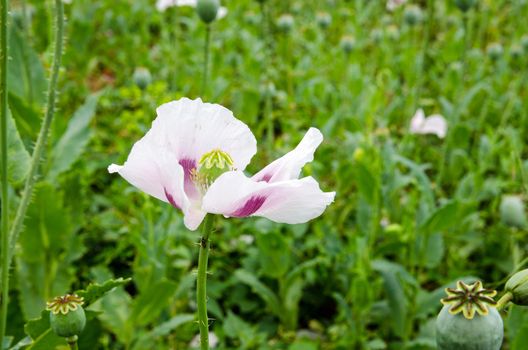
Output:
495,292,513,311
260,1,273,159
0,0,9,346
201,24,211,96
7,0,64,264
197,215,215,350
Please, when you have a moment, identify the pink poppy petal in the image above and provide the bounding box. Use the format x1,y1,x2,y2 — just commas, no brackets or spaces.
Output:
203,171,335,224
252,128,323,183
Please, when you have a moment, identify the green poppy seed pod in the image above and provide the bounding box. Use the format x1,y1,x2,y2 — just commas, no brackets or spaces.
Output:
133,67,152,90
340,35,356,54
197,0,220,24
487,43,503,61
510,44,523,59
371,29,383,44
404,5,422,26
521,35,528,53
505,269,528,305
436,306,503,349
455,0,477,12
316,12,331,29
500,195,527,229
387,25,400,41
277,14,294,32
436,281,503,350
47,294,86,338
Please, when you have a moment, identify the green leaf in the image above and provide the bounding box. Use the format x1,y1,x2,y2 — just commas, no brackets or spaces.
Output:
130,279,178,326
5,108,31,184
256,232,290,278
7,25,47,107
23,310,65,350
420,201,459,233
372,260,410,338
48,93,101,180
234,269,281,317
76,277,132,307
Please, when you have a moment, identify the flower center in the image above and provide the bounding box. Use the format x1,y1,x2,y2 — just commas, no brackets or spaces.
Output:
441,281,497,319
192,149,234,192
46,294,84,315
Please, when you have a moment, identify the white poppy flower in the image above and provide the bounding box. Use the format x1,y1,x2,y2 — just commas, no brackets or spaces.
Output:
109,98,335,231
387,0,407,11
409,108,448,139
156,0,228,19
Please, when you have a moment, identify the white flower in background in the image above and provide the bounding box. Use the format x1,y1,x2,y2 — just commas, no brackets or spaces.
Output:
190,332,219,348
156,0,228,19
410,108,448,139
109,98,335,231
387,0,407,11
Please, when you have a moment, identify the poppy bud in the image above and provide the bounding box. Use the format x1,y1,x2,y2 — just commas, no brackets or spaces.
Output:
500,195,527,229
316,12,331,29
277,14,294,33
487,43,503,61
404,6,422,26
436,281,502,350
133,67,152,90
197,0,220,24
455,0,477,12
505,269,528,305
47,294,86,338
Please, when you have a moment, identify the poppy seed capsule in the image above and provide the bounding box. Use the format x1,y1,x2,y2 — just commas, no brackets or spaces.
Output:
316,12,331,29
133,67,152,90
505,269,528,305
455,0,477,12
404,5,422,26
487,43,503,61
277,14,294,32
436,281,503,350
510,45,523,59
197,0,220,24
500,195,527,229
47,294,86,338
340,35,356,54
522,35,528,53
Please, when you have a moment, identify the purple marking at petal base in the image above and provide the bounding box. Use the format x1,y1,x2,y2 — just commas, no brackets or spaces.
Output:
179,158,198,198
231,196,267,217
164,188,181,209
260,174,272,182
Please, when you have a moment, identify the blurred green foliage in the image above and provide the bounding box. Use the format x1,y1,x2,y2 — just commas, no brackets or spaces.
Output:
4,0,528,349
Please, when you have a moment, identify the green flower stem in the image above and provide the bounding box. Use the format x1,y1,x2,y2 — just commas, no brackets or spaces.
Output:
201,24,211,96
496,291,513,311
0,0,9,346
260,1,273,159
8,0,64,266
66,336,79,350
197,215,215,350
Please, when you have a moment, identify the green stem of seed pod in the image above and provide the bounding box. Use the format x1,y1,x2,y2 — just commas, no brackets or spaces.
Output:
66,336,79,350
0,0,9,346
7,0,64,268
201,24,211,97
197,215,215,350
496,291,513,311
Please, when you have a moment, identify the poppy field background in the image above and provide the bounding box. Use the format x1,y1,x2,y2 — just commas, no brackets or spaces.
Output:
4,0,528,349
